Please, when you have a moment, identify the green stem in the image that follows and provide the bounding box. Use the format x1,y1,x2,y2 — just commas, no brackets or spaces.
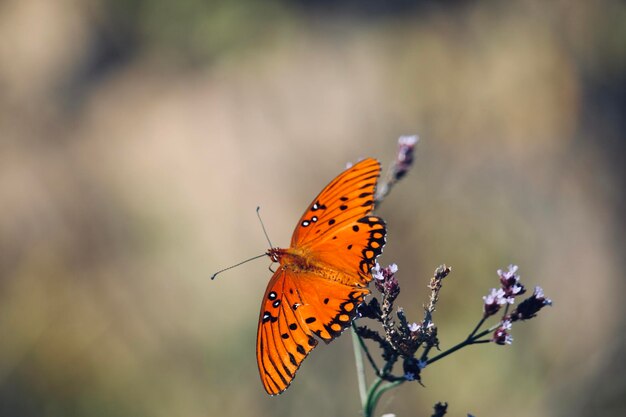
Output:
364,377,405,417
364,377,384,417
351,326,368,408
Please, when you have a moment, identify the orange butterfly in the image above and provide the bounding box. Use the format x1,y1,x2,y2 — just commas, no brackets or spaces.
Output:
257,158,386,395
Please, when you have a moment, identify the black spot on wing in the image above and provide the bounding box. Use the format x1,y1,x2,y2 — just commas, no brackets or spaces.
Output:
288,353,297,366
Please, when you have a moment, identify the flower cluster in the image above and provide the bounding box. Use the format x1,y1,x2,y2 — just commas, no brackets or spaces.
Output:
356,263,450,384
482,265,552,344
355,262,551,388
482,264,526,318
372,263,400,298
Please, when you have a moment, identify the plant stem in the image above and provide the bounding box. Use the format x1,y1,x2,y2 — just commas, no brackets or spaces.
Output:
351,326,368,407
364,377,384,417
351,323,382,375
364,377,405,417
469,316,487,338
427,328,492,365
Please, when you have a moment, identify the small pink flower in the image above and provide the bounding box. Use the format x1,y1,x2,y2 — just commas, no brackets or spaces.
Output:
483,288,508,317
498,264,526,300
493,320,513,345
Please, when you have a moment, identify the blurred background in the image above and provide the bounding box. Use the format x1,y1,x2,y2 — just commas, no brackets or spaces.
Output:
1,0,624,416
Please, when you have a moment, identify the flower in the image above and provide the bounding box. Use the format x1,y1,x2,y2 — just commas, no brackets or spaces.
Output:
483,288,509,318
509,286,552,321
372,263,400,298
402,357,426,381
492,320,513,345
372,263,384,281
498,264,526,300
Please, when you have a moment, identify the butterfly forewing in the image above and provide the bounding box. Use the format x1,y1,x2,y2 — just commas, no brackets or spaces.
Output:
311,215,386,285
290,158,381,247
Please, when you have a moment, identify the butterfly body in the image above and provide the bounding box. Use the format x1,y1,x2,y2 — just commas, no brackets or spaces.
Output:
268,247,363,284
257,158,386,395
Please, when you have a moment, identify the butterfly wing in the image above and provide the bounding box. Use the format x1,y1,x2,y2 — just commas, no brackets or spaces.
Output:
290,157,381,248
305,214,386,286
257,269,369,395
257,269,317,395
291,157,386,286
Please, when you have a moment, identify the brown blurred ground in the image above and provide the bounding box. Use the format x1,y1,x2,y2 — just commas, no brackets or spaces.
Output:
1,1,625,416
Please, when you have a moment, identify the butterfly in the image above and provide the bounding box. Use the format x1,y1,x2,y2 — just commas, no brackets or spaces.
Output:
257,157,386,395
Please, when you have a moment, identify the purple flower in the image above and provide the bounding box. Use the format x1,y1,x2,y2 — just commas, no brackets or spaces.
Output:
372,263,400,298
403,357,426,381
482,288,510,318
408,322,420,332
492,320,513,345
498,264,526,300
509,286,552,321
372,263,384,281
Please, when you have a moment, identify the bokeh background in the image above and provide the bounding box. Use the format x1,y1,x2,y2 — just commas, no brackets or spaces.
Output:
1,0,625,416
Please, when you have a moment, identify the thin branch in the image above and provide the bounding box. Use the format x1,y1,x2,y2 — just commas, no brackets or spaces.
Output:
427,328,493,365
468,316,487,339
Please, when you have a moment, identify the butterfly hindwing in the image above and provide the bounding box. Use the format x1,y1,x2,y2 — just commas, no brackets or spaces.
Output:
292,272,370,342
257,269,371,395
311,215,386,286
257,269,318,396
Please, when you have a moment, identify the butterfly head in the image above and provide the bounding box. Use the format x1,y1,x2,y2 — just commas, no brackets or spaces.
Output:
267,247,285,263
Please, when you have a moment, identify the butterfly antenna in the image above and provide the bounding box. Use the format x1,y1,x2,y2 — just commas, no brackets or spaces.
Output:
256,206,274,248
210,253,267,280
